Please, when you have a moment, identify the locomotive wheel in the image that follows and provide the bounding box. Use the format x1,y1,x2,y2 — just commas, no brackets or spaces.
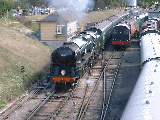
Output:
55,82,63,89
48,77,54,88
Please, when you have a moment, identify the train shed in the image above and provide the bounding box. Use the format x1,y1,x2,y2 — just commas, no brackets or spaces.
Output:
38,10,78,41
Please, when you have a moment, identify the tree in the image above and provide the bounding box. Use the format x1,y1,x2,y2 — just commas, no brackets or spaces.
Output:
119,0,126,8
141,0,160,7
0,0,14,17
16,0,29,9
28,0,50,8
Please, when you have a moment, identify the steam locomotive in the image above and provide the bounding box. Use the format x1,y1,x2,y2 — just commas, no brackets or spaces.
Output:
121,19,160,119
50,27,102,85
48,11,138,87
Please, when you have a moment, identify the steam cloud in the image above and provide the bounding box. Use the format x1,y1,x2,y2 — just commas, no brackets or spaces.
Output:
50,0,95,13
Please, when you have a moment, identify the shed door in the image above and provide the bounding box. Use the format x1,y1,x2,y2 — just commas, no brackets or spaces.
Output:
41,22,56,40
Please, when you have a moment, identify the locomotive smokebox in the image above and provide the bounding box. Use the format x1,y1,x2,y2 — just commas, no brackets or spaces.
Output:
56,46,75,65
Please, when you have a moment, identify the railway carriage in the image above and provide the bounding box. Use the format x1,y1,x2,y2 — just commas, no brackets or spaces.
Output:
126,0,137,7
108,13,128,27
140,29,160,65
121,27,160,120
94,20,113,44
141,18,159,31
138,13,148,28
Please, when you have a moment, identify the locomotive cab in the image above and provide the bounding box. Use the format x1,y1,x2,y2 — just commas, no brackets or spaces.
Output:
112,24,130,47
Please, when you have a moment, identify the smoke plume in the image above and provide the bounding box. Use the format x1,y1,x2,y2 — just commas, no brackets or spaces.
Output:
50,0,95,13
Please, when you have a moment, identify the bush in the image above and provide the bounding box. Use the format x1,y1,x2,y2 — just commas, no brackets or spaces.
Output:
16,16,32,27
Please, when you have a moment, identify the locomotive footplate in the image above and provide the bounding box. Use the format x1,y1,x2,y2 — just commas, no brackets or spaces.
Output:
112,41,129,46
52,77,77,83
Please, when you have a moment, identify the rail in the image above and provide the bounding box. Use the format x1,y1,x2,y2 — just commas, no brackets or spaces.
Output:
100,52,123,120
76,51,115,120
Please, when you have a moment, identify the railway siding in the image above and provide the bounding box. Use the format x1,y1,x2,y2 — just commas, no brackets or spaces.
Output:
105,39,141,119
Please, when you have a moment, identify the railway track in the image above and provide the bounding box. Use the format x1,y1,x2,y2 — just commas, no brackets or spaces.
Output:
23,50,118,120
76,51,115,120
79,50,123,120
104,39,141,119
1,46,124,120
23,73,93,120
100,51,122,120
25,84,79,120
49,49,123,120
0,83,44,120
25,90,55,120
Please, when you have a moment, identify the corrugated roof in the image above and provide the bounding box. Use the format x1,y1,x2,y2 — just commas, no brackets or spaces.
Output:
38,10,78,22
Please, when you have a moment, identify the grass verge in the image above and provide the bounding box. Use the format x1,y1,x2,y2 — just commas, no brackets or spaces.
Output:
0,18,53,109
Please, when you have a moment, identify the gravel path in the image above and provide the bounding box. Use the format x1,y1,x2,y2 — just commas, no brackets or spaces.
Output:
40,40,65,49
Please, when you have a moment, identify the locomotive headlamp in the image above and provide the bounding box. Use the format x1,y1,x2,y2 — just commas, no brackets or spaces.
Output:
61,70,66,75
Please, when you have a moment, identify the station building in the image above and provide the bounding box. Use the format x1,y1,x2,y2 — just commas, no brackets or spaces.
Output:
38,10,78,41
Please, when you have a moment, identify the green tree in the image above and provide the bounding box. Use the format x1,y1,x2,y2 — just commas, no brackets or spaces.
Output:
141,0,160,6
110,0,119,8
0,0,14,17
17,0,29,9
28,0,50,8
119,0,126,8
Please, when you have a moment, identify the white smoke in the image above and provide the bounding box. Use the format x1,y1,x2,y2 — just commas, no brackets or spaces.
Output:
50,0,95,13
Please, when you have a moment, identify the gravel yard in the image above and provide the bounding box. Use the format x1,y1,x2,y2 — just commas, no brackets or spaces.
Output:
40,40,65,49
